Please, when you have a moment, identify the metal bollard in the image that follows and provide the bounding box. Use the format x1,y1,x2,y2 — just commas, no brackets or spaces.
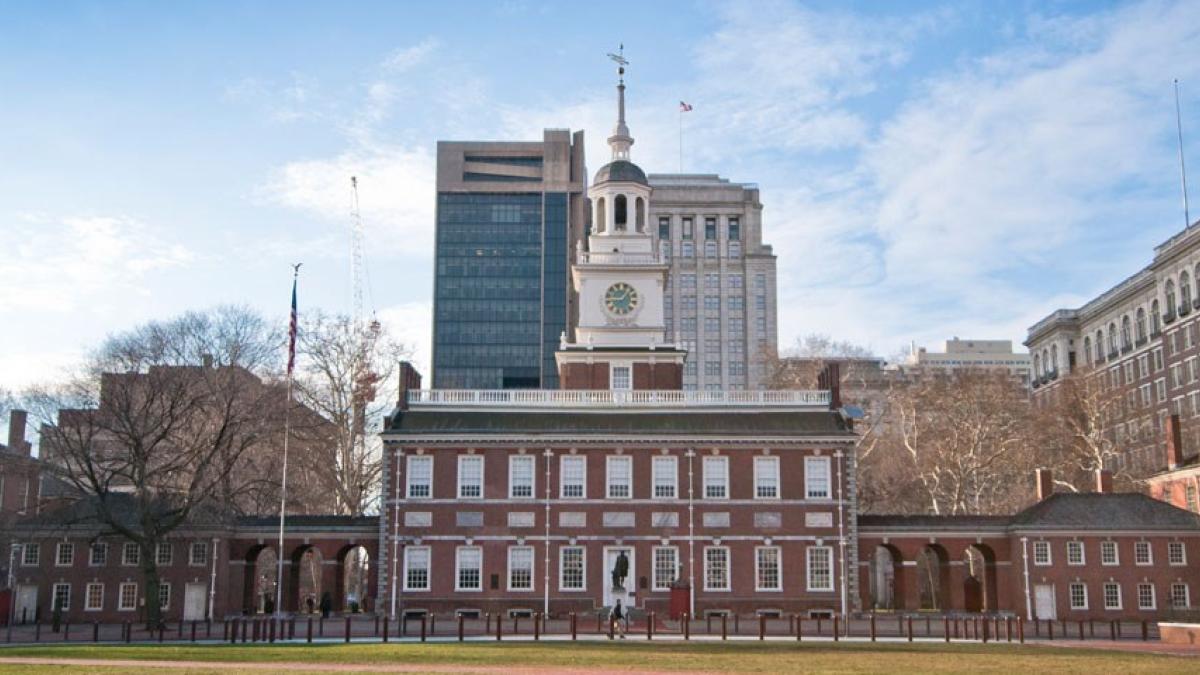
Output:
307,617,313,643
707,614,712,634
683,612,689,641
796,615,802,642
178,620,184,640
191,621,196,642
870,614,876,642
157,623,163,643
207,619,212,638
943,617,950,643
1077,620,1084,640
721,614,727,641
496,613,502,641
458,614,464,642
513,615,519,635
420,614,427,643
982,617,988,643
608,616,614,640
374,615,379,637
816,616,822,636
289,617,295,640
1048,619,1053,641
1018,617,1025,644
570,612,577,641
759,614,765,641
241,618,247,643
345,616,351,643
1141,620,1148,641
430,614,436,636
907,616,913,642
382,616,389,643
833,615,840,642
93,621,99,643
269,618,276,643
734,613,740,635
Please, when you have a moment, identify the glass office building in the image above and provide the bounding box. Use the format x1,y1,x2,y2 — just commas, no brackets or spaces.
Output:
431,131,585,389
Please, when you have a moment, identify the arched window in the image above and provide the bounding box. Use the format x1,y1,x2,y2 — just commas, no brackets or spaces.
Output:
1096,329,1105,361
1049,345,1058,374
1108,322,1117,354
1136,307,1147,342
1152,299,1161,334
1182,272,1193,312
595,197,606,234
1033,353,1041,378
1121,315,1132,349
614,194,627,231
635,196,645,232
1166,279,1176,316
1194,263,1200,302
1042,348,1050,375
1084,336,1093,365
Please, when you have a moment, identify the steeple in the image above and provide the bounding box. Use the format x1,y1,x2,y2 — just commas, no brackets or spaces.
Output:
607,44,634,161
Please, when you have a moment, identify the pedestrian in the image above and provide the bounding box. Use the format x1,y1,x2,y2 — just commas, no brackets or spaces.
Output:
609,599,627,639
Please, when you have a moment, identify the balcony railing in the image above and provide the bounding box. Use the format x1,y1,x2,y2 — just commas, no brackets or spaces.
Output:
577,251,666,265
1164,311,1177,325
406,389,832,409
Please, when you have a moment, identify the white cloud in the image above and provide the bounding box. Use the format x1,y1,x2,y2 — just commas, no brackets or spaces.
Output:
376,300,432,378
381,38,440,73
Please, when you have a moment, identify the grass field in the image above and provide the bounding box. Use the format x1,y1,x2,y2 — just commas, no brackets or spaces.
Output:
0,641,1195,674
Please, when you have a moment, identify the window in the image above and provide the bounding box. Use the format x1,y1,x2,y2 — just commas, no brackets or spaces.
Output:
681,241,694,257
704,317,720,333
1138,583,1156,610
704,361,721,377
404,546,430,591
90,543,108,567
703,296,720,311
455,546,482,591
756,547,782,591
158,582,170,610
704,547,730,591
754,456,780,499
118,582,138,611
1103,582,1122,610
1070,582,1088,610
703,456,728,499
704,216,717,240
682,217,694,239
1135,541,1152,565
1168,541,1187,565
56,542,74,567
21,543,38,566
122,542,140,566
156,542,172,566
1033,541,1051,566
52,583,71,611
728,274,744,290
1067,541,1085,566
729,361,746,377
508,546,534,591
407,455,433,499
652,456,677,499
611,365,632,391
805,456,831,499
727,296,743,311
807,546,834,592
85,583,104,611
728,217,740,241
653,547,678,590
658,216,670,239
509,455,535,498
458,455,483,499
190,542,208,567
1101,541,1119,566
560,455,586,499
560,546,585,591
1171,583,1190,609
606,456,632,499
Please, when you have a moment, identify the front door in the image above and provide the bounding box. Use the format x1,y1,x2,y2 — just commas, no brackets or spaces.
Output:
15,585,37,624
1034,584,1056,620
183,583,207,621
603,547,636,609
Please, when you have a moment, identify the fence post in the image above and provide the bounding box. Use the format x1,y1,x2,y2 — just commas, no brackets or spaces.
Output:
1077,620,1084,640
759,613,765,641
1018,617,1025,644
734,613,740,635
534,612,540,641
907,616,913,642
982,616,988,643
647,612,653,641
382,615,389,643
943,617,949,643
319,616,324,638
207,619,212,639
374,615,379,637
607,615,614,640
683,613,689,641
191,621,196,642
816,616,822,636
571,612,577,641
241,618,247,643
870,613,876,642
307,617,313,643
178,620,184,640
420,614,427,643
721,613,727,641
1047,619,1053,641
496,613,502,641
344,616,351,643
833,615,840,642
796,615,802,642
1089,619,1094,638
458,614,464,642
269,618,276,643
430,614,436,636
1141,620,1148,641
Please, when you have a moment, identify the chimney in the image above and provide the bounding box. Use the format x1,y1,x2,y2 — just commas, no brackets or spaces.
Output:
818,362,842,409
397,361,423,410
7,409,30,456
1035,468,1054,501
1095,469,1113,494
202,353,214,369
1166,414,1185,470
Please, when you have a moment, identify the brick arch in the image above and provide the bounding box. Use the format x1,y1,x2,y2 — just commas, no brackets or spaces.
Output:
915,544,952,611
286,544,325,614
241,544,277,615
335,543,376,613
870,544,905,611
962,543,999,613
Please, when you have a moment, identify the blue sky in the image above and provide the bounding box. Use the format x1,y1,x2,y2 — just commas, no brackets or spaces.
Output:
1,0,1199,389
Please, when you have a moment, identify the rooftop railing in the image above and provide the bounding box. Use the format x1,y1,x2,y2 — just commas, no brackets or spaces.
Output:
576,251,666,265
406,389,831,409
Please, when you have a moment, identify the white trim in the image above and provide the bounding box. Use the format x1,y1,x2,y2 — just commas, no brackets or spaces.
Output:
754,546,782,592
703,546,731,592
606,455,633,499
559,455,586,499
89,542,108,567
51,582,71,611
121,542,140,567
402,546,430,592
405,389,831,409
84,582,104,611
609,363,633,392
1069,582,1089,610
753,456,780,500
457,455,484,500
1168,541,1187,566
55,542,74,567
1100,540,1119,566
804,456,831,500
806,545,834,592
651,546,679,591
454,546,482,592
508,455,536,500
506,545,535,592
1135,541,1153,566
1032,540,1052,566
1103,581,1123,610
118,582,138,611
558,545,587,592
1137,582,1157,611
702,456,729,500
406,455,433,499
1066,541,1085,566
1170,582,1191,609
651,455,678,500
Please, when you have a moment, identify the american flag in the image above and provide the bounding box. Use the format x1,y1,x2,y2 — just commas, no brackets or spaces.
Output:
679,101,693,112
287,270,299,376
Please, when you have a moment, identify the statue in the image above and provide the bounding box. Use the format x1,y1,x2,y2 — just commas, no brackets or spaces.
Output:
611,551,629,590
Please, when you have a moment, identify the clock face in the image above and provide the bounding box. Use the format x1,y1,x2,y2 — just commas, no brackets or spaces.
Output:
604,282,640,316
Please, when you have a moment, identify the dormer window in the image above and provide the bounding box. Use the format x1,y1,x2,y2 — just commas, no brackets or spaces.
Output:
611,365,632,391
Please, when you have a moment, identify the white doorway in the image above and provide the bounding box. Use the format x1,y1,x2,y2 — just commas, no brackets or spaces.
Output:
14,584,37,624
183,583,207,621
602,546,636,609
1034,584,1056,620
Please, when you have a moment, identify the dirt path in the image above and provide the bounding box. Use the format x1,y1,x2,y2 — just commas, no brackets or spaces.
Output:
1036,640,1200,658
0,657,707,674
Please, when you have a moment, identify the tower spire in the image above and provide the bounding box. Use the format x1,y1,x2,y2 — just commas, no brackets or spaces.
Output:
607,44,633,161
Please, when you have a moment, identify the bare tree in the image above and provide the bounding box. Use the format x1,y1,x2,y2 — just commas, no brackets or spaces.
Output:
24,307,283,628
291,311,410,516
1035,367,1132,491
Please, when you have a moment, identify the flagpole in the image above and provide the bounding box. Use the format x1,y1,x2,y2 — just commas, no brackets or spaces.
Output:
679,108,683,172
275,263,301,618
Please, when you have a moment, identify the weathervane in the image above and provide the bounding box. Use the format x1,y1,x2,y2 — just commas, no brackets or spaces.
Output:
607,43,628,83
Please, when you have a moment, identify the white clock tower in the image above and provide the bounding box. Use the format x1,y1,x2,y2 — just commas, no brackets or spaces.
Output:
556,49,687,390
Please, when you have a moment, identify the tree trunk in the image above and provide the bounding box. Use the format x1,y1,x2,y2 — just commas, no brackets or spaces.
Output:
141,541,162,630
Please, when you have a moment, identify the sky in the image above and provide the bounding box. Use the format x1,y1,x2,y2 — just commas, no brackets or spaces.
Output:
1,0,1200,392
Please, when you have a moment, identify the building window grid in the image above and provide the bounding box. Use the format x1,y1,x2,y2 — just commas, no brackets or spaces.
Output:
704,546,730,591
1070,582,1088,610
807,546,834,592
458,455,484,499
607,456,632,499
1033,541,1051,566
156,542,172,566
407,456,433,499
189,542,208,567
90,543,108,567
1171,583,1190,609
1067,541,1085,566
404,546,430,591
455,546,482,591
56,542,74,567
1168,541,1186,565
52,583,71,611
653,546,678,591
118,582,138,611
1104,582,1122,610
754,456,780,499
652,456,677,499
1138,583,1156,610
1135,541,1152,565
1101,541,1119,566
21,543,38,566
756,546,782,591
122,543,140,567
560,455,586,499
805,456,831,499
158,582,170,610
508,546,534,591
703,456,729,499
509,455,535,499
85,583,104,611
560,546,585,591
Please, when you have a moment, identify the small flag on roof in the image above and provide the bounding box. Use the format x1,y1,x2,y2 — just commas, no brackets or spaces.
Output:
679,101,693,112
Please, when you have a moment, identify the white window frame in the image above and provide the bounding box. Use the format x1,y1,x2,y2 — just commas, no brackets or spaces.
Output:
651,456,677,500
559,455,586,499
1171,583,1190,609
189,542,208,567
755,546,782,592
805,456,831,500
703,546,731,592
457,455,484,500
1135,541,1153,566
606,455,632,499
1103,582,1123,610
652,546,678,591
1069,582,1089,610
754,456,780,500
1101,541,1119,566
1137,582,1156,610
1066,541,1085,566
403,546,430,592
610,364,632,391
559,546,586,591
508,455,535,499
56,542,74,567
703,456,729,500
1168,541,1187,566
156,542,172,566
118,582,138,611
406,455,433,499
806,546,834,592
455,546,482,592
52,583,71,611
158,581,170,610
21,543,38,566
507,546,535,592
89,542,108,567
84,582,104,611
1033,540,1052,566
122,542,140,566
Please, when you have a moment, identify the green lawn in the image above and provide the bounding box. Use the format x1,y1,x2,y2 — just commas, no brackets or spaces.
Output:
0,641,1193,674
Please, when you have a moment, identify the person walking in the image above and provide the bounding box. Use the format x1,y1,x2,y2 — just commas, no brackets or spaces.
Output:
609,599,627,639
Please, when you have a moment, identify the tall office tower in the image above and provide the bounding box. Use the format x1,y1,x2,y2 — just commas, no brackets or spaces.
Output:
649,175,778,390
431,130,587,389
